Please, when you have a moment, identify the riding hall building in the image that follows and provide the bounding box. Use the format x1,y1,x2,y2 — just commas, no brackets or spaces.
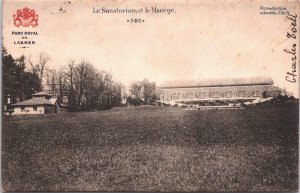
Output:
159,77,282,103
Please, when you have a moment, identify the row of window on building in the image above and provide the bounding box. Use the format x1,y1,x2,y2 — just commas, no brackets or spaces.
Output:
168,90,261,100
21,106,38,112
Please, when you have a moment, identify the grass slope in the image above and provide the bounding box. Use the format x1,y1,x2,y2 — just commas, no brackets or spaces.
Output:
1,105,299,191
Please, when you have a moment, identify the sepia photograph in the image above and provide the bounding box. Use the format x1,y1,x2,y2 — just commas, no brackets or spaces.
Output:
1,0,299,192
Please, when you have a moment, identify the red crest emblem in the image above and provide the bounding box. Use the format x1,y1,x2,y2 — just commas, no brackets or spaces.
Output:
13,7,38,27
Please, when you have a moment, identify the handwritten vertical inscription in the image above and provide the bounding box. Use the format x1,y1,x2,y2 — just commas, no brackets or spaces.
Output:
284,13,297,83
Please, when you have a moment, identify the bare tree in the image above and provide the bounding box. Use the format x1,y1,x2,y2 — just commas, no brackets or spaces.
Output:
26,52,50,88
45,69,59,96
26,55,35,72
62,59,77,108
64,59,76,91
59,58,122,111
36,52,50,82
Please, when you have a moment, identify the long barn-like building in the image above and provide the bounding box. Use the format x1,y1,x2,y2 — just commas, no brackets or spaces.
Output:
159,77,282,103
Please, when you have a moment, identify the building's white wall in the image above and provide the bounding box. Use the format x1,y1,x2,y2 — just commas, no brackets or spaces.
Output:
13,106,45,115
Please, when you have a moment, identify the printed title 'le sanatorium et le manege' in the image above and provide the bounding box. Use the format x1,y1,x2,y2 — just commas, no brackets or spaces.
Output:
93,7,175,15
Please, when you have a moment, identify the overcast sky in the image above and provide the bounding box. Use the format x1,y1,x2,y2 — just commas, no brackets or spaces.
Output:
3,0,299,97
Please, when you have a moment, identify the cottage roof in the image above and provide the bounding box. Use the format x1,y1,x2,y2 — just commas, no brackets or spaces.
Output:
49,98,57,105
12,98,53,107
32,91,51,96
160,77,274,88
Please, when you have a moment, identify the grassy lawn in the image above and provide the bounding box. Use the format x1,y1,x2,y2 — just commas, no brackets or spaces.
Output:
1,105,298,192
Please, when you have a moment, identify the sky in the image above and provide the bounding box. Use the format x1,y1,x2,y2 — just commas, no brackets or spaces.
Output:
2,0,300,97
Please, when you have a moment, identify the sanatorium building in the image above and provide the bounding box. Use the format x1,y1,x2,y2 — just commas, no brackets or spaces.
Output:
159,77,282,103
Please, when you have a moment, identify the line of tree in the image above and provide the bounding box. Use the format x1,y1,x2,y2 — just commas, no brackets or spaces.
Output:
56,59,123,111
2,46,123,112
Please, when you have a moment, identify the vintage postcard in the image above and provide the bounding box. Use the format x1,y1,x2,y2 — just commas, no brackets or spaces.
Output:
1,0,299,192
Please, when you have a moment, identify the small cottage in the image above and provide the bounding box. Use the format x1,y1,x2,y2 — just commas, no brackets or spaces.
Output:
11,92,55,115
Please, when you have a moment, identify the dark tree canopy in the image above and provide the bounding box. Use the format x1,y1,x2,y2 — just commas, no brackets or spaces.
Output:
2,47,41,109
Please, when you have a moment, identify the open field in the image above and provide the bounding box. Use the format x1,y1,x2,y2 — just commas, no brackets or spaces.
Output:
1,105,299,192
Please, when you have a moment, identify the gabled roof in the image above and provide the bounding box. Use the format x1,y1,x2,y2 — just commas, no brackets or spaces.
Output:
160,77,274,89
32,91,51,96
12,98,53,107
49,98,57,105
